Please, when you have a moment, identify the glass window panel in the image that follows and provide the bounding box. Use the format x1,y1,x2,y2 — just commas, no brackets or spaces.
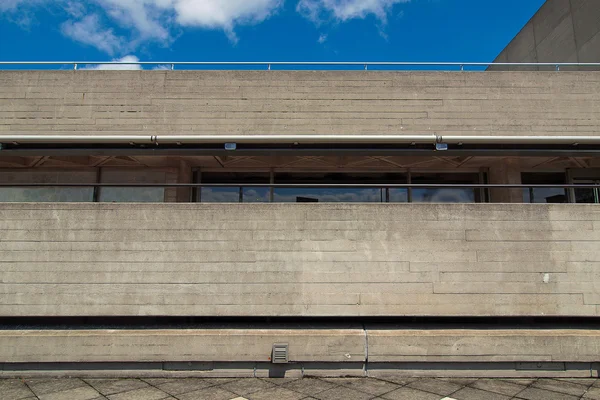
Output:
201,187,240,203
99,187,165,203
521,173,568,204
389,189,408,202
411,173,479,203
412,188,475,203
0,187,93,202
243,187,270,203
273,188,383,203
574,188,597,204
531,188,567,203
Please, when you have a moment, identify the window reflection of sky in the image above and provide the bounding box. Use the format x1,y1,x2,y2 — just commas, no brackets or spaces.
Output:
243,188,270,203
201,187,240,203
199,187,477,203
412,189,475,203
273,188,384,202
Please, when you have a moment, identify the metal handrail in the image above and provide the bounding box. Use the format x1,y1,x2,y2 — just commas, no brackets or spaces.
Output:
0,183,596,189
1,61,600,71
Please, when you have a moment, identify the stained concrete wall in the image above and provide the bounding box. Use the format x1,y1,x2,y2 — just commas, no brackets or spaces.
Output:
490,0,600,70
2,71,600,137
1,203,599,317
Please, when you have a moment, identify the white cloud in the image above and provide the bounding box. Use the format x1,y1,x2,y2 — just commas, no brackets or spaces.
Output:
297,0,409,24
1,0,283,51
318,33,327,43
61,14,124,56
80,55,143,70
173,0,282,42
2,0,407,54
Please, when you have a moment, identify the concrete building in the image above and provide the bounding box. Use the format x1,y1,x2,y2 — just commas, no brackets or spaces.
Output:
489,0,600,70
1,2,600,378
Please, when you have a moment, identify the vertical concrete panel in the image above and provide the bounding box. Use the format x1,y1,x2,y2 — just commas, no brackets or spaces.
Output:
570,0,600,50
506,22,538,63
488,159,523,203
532,0,571,45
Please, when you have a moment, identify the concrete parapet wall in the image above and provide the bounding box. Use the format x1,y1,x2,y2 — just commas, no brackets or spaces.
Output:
1,329,598,367
1,71,600,137
0,203,599,317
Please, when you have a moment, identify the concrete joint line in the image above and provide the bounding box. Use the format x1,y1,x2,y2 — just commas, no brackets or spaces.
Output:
363,324,369,377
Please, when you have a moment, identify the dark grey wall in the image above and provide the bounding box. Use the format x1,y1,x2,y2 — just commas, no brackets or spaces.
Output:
490,0,600,70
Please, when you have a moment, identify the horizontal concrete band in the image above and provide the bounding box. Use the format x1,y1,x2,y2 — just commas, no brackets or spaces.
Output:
2,71,600,137
2,329,599,364
1,203,600,317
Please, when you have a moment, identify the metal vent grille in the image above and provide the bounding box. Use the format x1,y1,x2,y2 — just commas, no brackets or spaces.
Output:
272,343,289,364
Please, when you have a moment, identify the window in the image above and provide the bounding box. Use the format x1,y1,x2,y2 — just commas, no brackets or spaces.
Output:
0,187,93,202
99,170,171,203
521,173,567,204
198,172,270,203
194,171,488,203
0,170,95,203
273,173,406,203
410,173,482,203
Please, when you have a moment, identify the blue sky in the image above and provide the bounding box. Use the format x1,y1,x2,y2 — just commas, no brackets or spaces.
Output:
0,0,545,68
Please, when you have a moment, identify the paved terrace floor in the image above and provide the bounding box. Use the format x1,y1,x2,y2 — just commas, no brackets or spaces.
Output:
3,376,600,400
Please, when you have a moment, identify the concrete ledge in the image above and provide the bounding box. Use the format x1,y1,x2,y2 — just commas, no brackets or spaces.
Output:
368,329,600,363
2,328,599,367
0,329,366,364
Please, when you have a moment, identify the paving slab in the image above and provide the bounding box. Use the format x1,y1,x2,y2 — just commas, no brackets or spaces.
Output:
380,386,441,400
282,378,337,396
259,377,300,385
246,386,307,400
450,386,510,400
84,379,149,396
313,386,373,400
106,386,171,400
515,387,579,400
176,385,239,400
585,386,600,400
38,386,102,400
321,378,400,396
531,378,589,397
151,378,215,395
469,378,527,397
220,378,276,396
0,379,36,400
438,378,478,386
26,378,88,396
407,378,463,396
553,378,597,386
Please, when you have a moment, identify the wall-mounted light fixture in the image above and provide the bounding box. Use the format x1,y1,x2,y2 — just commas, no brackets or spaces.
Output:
224,143,237,151
435,143,448,151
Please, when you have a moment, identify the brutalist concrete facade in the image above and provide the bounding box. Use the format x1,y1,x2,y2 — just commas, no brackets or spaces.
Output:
1,1,600,377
